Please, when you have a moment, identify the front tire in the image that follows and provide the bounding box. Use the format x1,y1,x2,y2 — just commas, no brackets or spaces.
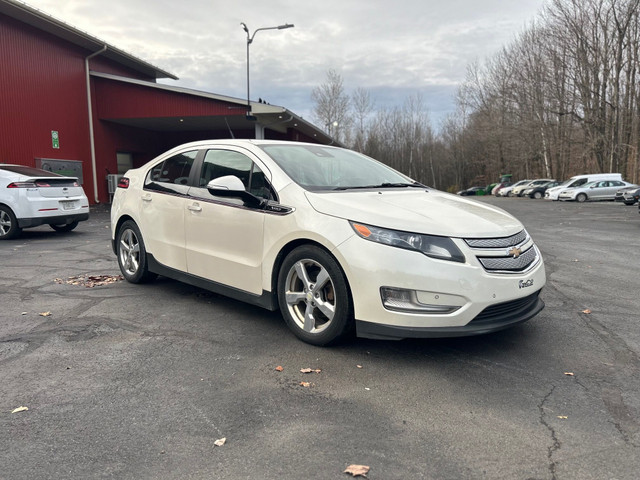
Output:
51,221,78,232
277,245,352,346
533,191,543,199
576,193,588,203
116,220,157,283
0,206,21,240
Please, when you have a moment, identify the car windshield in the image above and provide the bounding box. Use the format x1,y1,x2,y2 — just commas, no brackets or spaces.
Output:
260,144,420,191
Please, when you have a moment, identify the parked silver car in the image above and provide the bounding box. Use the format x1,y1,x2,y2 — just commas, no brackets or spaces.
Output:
558,180,634,202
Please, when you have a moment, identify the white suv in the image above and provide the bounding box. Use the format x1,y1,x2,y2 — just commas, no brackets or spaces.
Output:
0,165,89,239
111,140,546,345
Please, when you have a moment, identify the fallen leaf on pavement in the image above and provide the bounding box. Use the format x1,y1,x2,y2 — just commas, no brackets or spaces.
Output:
11,406,28,413
39,312,51,317
299,381,312,387
581,309,592,314
275,366,284,372
55,274,123,288
356,365,363,369
564,372,574,376
300,368,321,374
214,437,226,447
557,416,568,419
344,464,370,477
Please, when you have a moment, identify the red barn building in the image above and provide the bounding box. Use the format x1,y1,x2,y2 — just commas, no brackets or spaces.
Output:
0,0,331,204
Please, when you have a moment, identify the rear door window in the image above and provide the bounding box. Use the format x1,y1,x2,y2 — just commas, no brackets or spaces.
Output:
146,151,198,194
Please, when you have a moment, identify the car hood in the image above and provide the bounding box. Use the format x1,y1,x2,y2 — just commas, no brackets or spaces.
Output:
304,189,522,238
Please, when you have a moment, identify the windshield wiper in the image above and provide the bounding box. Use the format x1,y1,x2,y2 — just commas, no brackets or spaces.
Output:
332,182,427,191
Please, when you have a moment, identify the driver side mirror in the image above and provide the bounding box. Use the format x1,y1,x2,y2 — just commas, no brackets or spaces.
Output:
206,175,264,208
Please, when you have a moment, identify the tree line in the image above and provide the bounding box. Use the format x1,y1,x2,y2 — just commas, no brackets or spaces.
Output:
311,0,640,191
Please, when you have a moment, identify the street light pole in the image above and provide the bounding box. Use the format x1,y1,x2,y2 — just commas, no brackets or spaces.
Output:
240,22,294,121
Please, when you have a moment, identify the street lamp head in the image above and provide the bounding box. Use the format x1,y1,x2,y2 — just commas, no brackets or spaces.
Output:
278,23,294,29
240,22,249,34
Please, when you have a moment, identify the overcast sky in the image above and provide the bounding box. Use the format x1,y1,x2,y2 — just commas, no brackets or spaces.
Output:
26,0,546,128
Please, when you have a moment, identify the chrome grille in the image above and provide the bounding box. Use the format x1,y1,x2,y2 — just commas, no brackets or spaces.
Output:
477,246,538,272
464,230,528,249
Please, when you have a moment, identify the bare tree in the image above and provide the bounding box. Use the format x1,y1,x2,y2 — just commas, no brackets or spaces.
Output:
351,87,374,152
311,69,351,143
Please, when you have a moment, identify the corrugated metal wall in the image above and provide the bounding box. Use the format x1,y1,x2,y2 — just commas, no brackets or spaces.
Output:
94,78,243,119
0,15,89,174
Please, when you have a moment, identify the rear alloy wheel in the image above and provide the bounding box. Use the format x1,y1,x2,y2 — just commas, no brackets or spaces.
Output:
50,221,78,232
278,245,352,346
0,206,21,240
116,220,157,283
576,193,588,203
533,191,543,199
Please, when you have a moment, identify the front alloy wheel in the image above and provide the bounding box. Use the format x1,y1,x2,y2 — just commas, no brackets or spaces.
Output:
278,245,352,346
576,193,588,203
116,220,156,283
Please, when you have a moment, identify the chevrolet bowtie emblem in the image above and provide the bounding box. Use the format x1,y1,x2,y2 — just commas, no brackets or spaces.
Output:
508,247,522,258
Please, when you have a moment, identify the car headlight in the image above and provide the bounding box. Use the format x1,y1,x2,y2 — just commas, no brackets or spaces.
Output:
350,222,465,263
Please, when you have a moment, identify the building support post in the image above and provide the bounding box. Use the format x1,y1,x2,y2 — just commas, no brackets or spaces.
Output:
85,45,107,204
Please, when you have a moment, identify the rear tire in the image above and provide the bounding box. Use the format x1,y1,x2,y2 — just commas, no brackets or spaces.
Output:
277,245,352,346
0,205,21,240
533,191,542,199
116,220,157,283
50,221,78,232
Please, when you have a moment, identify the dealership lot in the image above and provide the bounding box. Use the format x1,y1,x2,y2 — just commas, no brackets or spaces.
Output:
1,198,639,479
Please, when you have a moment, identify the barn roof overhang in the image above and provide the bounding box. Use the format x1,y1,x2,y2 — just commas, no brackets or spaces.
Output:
0,0,177,80
90,72,337,145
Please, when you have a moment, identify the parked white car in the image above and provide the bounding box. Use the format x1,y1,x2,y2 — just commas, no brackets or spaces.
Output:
558,180,633,202
497,179,531,197
512,179,555,197
111,140,546,345
0,164,90,239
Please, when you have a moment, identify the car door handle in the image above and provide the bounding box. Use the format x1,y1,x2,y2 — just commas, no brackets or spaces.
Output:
141,194,152,202
188,203,202,212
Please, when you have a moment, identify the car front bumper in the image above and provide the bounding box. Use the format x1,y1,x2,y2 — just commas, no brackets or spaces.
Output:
356,290,544,339
334,235,546,339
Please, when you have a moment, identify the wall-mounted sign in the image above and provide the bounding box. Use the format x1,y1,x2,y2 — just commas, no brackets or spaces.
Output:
51,130,59,149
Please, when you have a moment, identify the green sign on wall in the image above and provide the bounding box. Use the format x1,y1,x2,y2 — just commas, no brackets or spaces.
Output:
51,130,59,149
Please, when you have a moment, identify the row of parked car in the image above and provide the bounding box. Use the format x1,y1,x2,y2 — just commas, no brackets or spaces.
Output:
458,173,640,204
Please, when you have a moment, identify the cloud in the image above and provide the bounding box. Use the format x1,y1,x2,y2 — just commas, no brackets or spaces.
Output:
24,0,546,127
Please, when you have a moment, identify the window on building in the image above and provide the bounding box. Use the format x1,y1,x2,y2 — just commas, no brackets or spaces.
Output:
116,152,133,174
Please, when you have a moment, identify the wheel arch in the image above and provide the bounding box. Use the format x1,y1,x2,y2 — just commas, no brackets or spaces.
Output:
270,239,355,314
0,201,15,213
111,214,136,254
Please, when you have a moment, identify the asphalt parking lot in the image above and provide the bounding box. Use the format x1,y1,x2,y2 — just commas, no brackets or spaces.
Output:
1,197,639,480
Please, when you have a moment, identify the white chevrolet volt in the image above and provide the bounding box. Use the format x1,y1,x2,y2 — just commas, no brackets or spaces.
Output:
110,140,545,345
